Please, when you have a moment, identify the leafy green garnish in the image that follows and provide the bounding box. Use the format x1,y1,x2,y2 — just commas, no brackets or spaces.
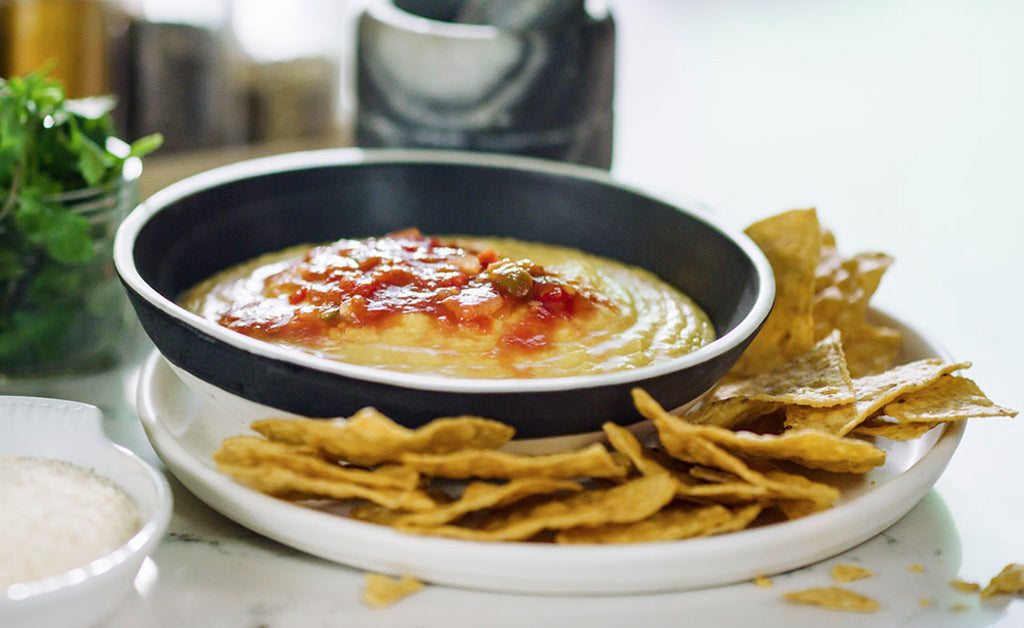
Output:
0,70,162,373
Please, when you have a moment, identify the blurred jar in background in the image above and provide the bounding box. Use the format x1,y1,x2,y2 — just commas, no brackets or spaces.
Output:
355,0,615,169
113,0,247,151
231,0,350,144
0,0,109,97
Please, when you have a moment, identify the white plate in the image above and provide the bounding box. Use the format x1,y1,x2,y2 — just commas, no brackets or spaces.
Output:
0,397,172,628
136,311,964,595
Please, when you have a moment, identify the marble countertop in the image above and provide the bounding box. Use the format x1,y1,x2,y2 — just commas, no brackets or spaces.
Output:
13,0,1024,626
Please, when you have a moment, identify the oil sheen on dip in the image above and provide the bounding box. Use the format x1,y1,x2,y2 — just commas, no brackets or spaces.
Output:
181,229,715,378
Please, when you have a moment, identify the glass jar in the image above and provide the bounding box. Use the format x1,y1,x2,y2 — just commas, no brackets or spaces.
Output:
0,162,140,378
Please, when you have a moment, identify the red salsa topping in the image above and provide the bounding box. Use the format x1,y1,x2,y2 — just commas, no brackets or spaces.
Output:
215,229,606,350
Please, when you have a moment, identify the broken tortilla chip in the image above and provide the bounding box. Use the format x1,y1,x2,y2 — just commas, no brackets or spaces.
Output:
398,443,628,480
214,435,420,490
732,208,822,376
399,474,678,542
394,478,583,528
842,323,904,379
217,462,439,511
683,397,780,430
251,408,515,466
634,388,885,474
784,359,971,435
980,563,1024,599
712,331,854,408
852,417,942,441
831,564,873,583
602,422,673,477
362,573,424,608
812,232,900,377
555,503,762,544
883,375,1018,423
783,586,881,612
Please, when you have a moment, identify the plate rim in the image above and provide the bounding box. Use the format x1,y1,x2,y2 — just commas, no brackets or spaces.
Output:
135,310,965,595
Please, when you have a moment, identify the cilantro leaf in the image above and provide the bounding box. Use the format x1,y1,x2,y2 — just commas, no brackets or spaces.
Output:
0,70,161,371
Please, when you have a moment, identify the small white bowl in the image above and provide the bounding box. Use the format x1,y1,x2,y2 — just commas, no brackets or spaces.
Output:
0,396,172,628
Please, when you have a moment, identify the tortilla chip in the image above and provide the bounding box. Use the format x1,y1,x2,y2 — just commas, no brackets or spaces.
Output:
949,579,981,593
708,429,886,474
635,388,884,474
775,498,829,520
217,462,439,511
732,209,822,375
676,466,773,504
396,478,583,527
852,417,942,441
635,390,842,505
842,323,904,379
251,408,515,466
688,465,740,484
398,443,629,480
832,564,873,583
554,503,762,544
813,247,893,336
761,469,841,509
675,481,772,505
883,376,1018,423
713,331,854,407
635,388,766,483
213,436,420,490
362,573,424,608
683,397,780,430
399,474,678,542
812,232,900,377
980,563,1024,599
784,359,971,435
602,422,673,477
783,586,881,612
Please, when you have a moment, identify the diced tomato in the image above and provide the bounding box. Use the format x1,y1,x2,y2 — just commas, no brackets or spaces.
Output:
287,286,308,305
477,249,500,268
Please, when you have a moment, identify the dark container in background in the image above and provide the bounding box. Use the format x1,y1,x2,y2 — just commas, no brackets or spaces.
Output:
355,0,615,169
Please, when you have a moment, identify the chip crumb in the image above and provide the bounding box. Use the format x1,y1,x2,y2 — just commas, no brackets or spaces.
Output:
782,586,881,613
980,563,1024,599
908,564,925,573
918,597,932,607
949,579,981,593
362,573,424,609
949,603,970,612
831,564,873,583
754,575,773,588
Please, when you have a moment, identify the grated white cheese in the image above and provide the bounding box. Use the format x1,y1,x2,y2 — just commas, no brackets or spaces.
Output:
0,457,141,589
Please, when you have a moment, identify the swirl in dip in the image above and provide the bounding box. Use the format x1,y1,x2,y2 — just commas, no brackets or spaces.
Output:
181,229,715,378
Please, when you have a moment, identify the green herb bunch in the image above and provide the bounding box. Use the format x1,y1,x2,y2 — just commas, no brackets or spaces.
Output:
0,71,162,373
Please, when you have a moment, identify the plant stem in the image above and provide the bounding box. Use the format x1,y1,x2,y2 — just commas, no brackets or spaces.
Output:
0,163,22,224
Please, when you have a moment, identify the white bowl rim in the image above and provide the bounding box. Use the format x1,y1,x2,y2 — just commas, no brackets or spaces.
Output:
0,395,173,605
361,0,614,39
113,148,775,394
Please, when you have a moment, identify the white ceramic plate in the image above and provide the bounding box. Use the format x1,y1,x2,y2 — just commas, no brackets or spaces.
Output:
0,397,173,628
136,311,964,595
